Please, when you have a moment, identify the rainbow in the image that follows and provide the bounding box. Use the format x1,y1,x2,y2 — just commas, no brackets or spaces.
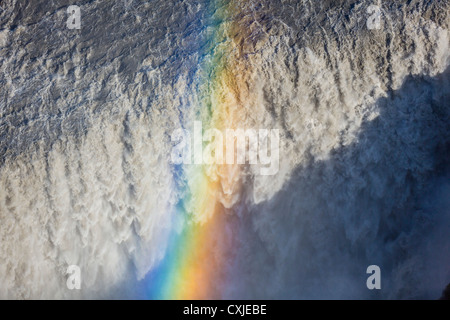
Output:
143,0,259,300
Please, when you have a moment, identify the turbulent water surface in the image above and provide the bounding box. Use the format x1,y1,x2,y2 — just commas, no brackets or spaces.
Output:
0,0,449,299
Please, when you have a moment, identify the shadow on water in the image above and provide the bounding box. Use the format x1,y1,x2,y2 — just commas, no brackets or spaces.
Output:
231,65,450,299
118,67,450,300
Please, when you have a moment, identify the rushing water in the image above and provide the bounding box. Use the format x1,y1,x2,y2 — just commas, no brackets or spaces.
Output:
0,0,449,299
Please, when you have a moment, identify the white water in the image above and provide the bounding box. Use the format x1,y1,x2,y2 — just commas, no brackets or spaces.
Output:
0,0,449,299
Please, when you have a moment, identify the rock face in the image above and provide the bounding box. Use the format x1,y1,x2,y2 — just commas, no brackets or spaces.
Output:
0,0,449,299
